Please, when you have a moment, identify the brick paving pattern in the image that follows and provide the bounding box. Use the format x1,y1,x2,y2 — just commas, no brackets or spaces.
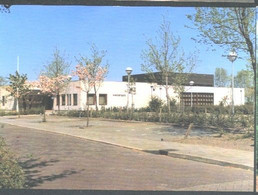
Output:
0,124,253,191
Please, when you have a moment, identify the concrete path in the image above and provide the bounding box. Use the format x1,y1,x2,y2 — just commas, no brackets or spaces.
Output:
0,124,253,191
0,115,254,171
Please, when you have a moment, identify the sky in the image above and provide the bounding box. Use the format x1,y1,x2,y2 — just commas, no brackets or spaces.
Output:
0,6,252,81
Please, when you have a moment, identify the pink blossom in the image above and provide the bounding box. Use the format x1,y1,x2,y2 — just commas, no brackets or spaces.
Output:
73,64,107,93
37,75,71,95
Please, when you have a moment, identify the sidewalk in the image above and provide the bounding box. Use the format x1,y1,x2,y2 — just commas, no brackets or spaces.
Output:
0,115,254,171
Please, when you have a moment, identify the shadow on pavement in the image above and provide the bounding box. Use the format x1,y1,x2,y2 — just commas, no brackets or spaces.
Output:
143,149,178,155
19,157,79,188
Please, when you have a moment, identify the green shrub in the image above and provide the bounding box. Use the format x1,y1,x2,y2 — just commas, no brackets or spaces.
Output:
148,96,163,112
20,107,45,115
0,110,18,116
235,104,254,115
52,105,253,131
0,137,25,189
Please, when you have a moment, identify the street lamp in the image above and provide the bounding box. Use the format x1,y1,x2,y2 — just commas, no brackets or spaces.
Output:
126,67,132,109
240,89,242,105
150,85,153,98
159,87,162,99
189,81,194,107
227,50,237,115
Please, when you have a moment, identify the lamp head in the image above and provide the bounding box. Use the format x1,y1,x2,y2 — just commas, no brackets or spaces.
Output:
125,67,133,75
189,81,194,86
227,51,237,62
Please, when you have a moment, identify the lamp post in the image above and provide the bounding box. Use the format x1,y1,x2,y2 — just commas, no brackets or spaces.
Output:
159,87,162,99
150,85,153,98
227,51,237,115
16,56,19,115
126,67,132,110
189,81,194,107
240,89,242,105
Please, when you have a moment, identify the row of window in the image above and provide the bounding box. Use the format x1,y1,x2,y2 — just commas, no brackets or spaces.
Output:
181,92,214,106
183,94,213,98
56,94,108,106
57,94,78,106
87,94,107,105
184,102,213,106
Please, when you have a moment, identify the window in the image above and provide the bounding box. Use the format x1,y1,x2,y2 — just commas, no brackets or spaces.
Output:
181,92,214,106
2,96,5,106
73,94,78,106
62,94,66,105
56,95,60,106
99,94,107,105
87,94,96,105
67,94,71,106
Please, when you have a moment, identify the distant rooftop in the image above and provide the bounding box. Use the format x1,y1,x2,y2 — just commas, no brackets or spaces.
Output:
122,72,214,87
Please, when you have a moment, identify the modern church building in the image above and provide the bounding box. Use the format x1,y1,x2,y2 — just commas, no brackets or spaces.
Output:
0,72,245,111
51,72,244,111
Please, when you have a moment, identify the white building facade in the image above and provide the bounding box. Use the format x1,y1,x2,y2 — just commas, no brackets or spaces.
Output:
52,80,245,111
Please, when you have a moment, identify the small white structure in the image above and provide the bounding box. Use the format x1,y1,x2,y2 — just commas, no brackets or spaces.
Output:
0,86,15,110
52,80,245,111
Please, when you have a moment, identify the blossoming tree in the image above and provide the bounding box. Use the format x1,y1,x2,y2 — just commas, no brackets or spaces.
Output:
41,48,71,111
30,75,71,122
76,44,109,110
73,63,107,127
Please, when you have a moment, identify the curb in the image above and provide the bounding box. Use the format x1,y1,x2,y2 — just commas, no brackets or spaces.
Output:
166,151,253,171
0,120,253,171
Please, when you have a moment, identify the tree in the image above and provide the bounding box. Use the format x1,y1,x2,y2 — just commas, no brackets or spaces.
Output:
141,18,196,113
187,8,255,73
0,5,10,13
234,69,254,103
7,71,30,117
76,44,109,111
234,69,253,88
73,63,107,127
214,68,229,87
30,75,71,122
41,48,71,111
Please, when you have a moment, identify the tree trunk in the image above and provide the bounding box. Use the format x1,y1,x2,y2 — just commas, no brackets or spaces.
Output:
57,92,60,113
86,92,90,127
94,85,98,111
86,105,90,127
42,96,47,122
17,97,20,118
159,108,162,122
165,74,170,114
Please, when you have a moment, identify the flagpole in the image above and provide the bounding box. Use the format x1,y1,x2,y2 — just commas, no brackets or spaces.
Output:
16,56,19,114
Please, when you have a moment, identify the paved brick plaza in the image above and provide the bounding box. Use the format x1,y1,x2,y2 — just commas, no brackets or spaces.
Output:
0,121,253,191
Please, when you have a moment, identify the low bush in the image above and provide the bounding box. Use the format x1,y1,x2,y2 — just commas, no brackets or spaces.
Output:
55,104,254,131
0,137,25,189
235,104,254,115
20,107,45,115
0,110,17,116
148,96,163,112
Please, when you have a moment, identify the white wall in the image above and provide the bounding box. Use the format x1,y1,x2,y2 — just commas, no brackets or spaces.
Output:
184,86,245,106
0,86,15,110
52,81,245,111
53,81,82,110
